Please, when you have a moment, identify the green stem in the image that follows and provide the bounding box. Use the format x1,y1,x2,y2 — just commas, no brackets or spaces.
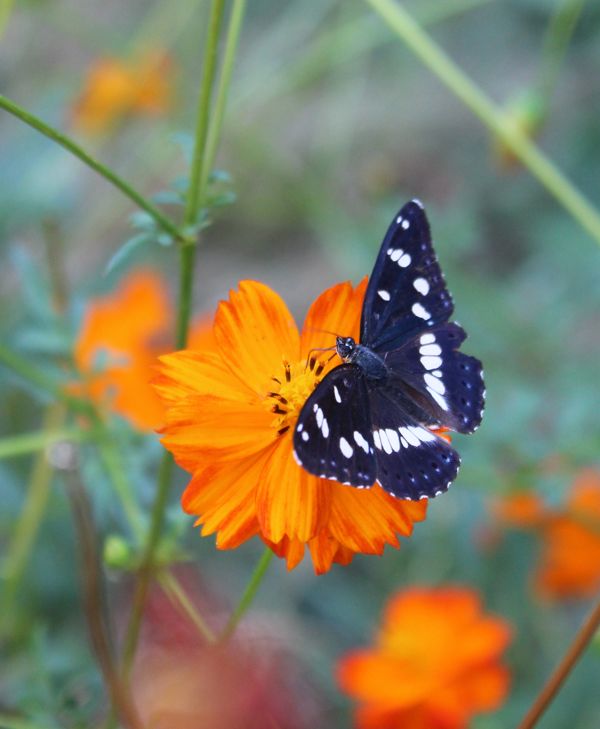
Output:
0,0,14,38
537,0,585,102
185,0,227,226
1,405,66,634
201,0,247,191
120,452,173,674
365,0,600,248
120,0,232,674
0,426,93,460
0,94,185,243
158,570,217,643
65,468,143,729
219,548,274,642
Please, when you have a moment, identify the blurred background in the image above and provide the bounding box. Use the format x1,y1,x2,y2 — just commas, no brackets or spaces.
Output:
1,0,600,727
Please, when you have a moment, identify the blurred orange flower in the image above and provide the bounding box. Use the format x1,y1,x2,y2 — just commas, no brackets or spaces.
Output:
337,586,512,729
153,280,427,574
490,491,546,529
71,51,173,134
74,269,213,430
535,469,600,599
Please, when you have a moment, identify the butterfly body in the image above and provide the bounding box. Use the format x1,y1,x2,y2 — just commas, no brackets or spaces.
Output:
336,336,388,381
294,200,485,500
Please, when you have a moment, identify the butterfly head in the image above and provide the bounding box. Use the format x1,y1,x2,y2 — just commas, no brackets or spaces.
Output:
336,336,357,362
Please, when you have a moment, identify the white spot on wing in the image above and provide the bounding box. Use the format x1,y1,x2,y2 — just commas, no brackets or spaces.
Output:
377,289,391,301
321,418,329,438
401,219,410,230
420,333,435,345
389,248,403,262
301,431,309,442
427,386,449,411
396,215,403,224
419,343,441,356
296,423,303,432
333,385,342,403
413,277,430,295
386,428,400,452
399,427,420,447
412,303,431,320
316,407,324,428
412,198,424,209
378,429,392,454
424,373,445,394
398,253,411,267
339,437,353,459
373,430,382,450
353,431,370,454
421,355,443,370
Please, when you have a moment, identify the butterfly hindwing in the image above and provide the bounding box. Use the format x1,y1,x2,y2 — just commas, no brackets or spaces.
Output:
368,387,461,499
361,200,454,351
383,323,485,434
293,365,376,488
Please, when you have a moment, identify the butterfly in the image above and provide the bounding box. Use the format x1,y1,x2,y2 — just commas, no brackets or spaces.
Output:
293,199,485,500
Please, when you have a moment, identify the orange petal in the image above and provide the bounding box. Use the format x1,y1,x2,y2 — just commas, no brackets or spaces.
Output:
182,455,265,549
327,483,427,554
255,438,330,543
160,395,274,472
263,535,306,570
308,530,356,574
154,350,252,405
300,278,367,358
214,281,300,395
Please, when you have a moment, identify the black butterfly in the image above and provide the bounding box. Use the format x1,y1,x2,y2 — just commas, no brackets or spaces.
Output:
293,200,485,500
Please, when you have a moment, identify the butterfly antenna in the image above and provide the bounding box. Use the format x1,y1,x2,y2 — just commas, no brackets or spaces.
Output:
304,347,338,373
304,326,340,338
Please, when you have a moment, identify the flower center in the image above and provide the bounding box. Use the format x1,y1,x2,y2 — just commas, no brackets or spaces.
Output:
265,355,331,437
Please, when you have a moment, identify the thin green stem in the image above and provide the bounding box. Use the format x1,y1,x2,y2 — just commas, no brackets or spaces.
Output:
0,426,93,460
0,94,185,243
65,468,142,729
158,570,217,644
538,0,585,102
365,0,600,247
219,548,274,642
120,452,173,675
0,0,14,38
1,405,66,635
517,594,600,729
201,0,247,191
185,0,227,226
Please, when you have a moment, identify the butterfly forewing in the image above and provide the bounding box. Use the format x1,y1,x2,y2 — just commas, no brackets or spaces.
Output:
293,366,376,488
383,323,485,434
361,200,454,352
368,388,461,499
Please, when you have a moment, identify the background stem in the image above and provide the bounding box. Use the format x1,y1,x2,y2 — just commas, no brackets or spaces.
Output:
0,94,184,243
517,595,600,729
365,0,600,247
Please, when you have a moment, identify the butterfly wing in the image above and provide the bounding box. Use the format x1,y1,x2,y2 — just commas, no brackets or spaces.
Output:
361,200,454,351
368,386,461,499
383,323,485,434
293,365,376,488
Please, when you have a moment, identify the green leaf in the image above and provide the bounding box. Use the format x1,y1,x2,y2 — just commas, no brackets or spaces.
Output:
152,189,184,206
128,210,155,231
104,233,152,276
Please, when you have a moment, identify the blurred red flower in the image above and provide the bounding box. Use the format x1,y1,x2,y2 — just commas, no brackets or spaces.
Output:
130,576,322,729
153,279,427,573
337,586,512,729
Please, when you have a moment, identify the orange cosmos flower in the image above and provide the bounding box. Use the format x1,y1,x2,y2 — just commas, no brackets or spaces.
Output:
154,280,427,574
535,468,600,600
74,270,217,430
337,586,512,729
71,51,173,134
74,269,171,430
